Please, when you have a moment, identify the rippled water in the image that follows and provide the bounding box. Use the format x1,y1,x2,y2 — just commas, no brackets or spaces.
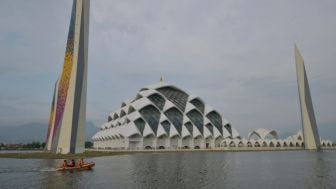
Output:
0,151,336,189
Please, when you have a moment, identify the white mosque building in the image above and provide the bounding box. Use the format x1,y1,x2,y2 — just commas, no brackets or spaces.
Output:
92,81,335,150
92,81,240,150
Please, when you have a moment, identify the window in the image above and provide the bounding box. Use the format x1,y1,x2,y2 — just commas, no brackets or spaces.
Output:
164,108,183,135
186,110,203,134
139,105,160,135
134,118,146,135
224,124,232,136
184,122,193,134
157,87,188,111
190,98,205,113
148,93,165,110
161,120,171,134
206,111,223,135
205,123,213,135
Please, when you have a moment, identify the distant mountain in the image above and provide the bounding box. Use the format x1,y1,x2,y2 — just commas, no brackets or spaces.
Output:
0,121,99,143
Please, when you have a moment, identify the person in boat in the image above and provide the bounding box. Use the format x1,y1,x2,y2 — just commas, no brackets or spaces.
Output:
77,158,84,167
69,159,76,167
62,160,68,167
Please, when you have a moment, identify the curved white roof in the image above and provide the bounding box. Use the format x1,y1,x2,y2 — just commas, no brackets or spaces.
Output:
93,82,236,140
248,128,278,140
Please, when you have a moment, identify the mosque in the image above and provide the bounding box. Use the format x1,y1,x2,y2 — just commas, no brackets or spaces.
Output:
46,0,335,153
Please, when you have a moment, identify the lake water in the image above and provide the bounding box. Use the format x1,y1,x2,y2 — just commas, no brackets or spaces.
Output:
0,151,336,189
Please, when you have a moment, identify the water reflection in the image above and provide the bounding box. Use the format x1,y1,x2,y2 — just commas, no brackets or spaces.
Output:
0,151,336,189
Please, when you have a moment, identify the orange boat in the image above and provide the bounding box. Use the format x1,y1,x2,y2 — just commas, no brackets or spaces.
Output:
57,162,95,171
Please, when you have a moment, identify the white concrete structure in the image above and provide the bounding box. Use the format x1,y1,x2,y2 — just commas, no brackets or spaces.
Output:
46,0,90,154
248,128,278,140
294,45,321,150
92,82,238,150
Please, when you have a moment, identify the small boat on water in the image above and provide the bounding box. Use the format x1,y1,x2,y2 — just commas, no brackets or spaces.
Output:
57,162,95,171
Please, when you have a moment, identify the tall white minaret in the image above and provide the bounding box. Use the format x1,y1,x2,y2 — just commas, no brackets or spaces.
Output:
46,0,90,154
294,45,321,150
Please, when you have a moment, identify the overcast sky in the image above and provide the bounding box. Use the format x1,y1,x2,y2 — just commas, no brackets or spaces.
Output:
0,0,335,139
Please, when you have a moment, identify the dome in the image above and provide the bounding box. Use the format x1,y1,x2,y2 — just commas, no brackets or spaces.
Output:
247,128,278,140
92,82,236,150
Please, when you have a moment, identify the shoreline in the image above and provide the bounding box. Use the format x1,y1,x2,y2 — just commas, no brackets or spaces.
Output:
0,147,335,159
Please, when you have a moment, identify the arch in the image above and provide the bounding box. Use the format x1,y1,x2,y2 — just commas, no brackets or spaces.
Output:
113,113,119,120
134,118,146,135
262,141,268,147
143,134,155,149
139,105,161,135
206,111,223,135
170,135,180,149
247,141,252,147
194,136,203,149
289,141,294,147
248,129,278,140
120,110,126,118
161,120,171,135
205,123,214,135
125,118,130,124
129,133,141,138
184,122,193,135
222,141,227,147
215,136,224,148
189,97,205,113
147,93,165,110
205,136,214,149
276,141,281,147
248,131,262,140
157,135,168,149
128,133,141,149
269,141,275,147
108,116,112,122
128,106,136,114
224,124,232,136
296,142,300,147
238,141,244,147
229,141,235,147
133,94,143,101
157,86,189,111
164,107,183,135
182,135,192,149
186,109,204,135
254,141,261,147
297,135,303,140
322,142,326,147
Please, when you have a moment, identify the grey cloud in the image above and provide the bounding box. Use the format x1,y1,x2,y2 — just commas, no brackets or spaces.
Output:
0,0,335,139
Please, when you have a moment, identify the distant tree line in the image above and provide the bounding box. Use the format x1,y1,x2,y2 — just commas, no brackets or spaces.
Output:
0,141,46,150
0,141,94,150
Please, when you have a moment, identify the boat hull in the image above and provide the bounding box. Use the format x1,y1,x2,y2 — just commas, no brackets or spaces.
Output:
57,162,95,171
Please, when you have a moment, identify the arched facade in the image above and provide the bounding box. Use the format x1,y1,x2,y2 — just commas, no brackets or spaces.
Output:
92,82,236,150
248,128,278,140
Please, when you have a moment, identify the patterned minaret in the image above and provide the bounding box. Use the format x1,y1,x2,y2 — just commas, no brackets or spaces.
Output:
45,79,59,151
46,0,90,154
294,45,321,150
